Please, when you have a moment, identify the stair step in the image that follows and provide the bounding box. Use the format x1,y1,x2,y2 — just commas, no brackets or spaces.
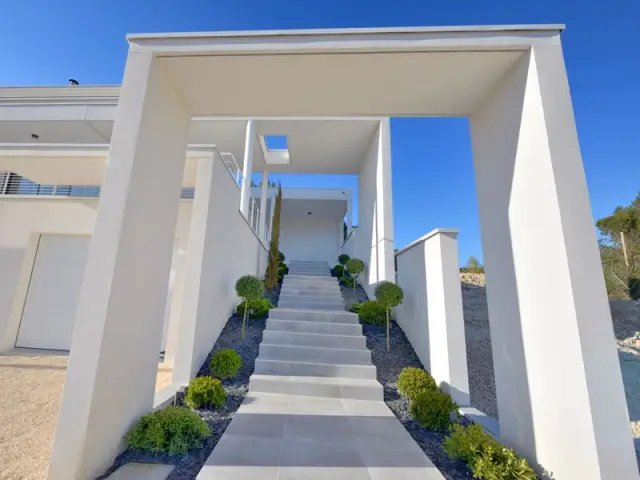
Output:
288,261,330,267
259,343,371,365
278,295,343,305
262,330,366,349
278,300,345,311
269,308,358,324
267,319,362,336
254,358,377,379
249,374,383,400
285,275,336,283
280,287,341,296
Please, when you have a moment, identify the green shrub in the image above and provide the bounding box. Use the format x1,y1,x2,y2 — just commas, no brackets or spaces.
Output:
279,251,286,263
358,301,387,326
350,302,363,314
124,405,211,455
277,264,289,281
332,264,345,277
236,298,274,319
397,367,437,400
409,389,458,431
185,376,226,409
340,275,356,288
338,254,350,266
235,275,264,339
375,281,404,352
445,423,537,480
209,349,242,379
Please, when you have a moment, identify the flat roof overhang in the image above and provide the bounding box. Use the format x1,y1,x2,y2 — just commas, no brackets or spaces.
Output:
129,24,564,117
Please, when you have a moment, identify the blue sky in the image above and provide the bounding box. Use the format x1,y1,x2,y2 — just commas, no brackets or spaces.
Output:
1,0,638,262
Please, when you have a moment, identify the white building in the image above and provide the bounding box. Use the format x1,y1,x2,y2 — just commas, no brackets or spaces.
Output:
0,24,636,480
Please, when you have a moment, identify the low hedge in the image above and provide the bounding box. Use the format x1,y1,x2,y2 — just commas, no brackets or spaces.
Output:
445,423,537,480
209,349,242,380
124,406,211,455
185,376,226,409
236,298,274,319
397,367,437,401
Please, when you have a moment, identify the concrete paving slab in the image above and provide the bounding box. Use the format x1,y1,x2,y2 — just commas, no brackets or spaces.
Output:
106,463,174,480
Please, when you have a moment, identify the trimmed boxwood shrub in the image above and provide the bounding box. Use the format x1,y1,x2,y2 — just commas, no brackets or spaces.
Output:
445,423,537,480
357,300,387,326
209,349,242,379
332,264,345,277
409,388,458,431
340,275,356,288
124,405,211,455
277,264,289,281
397,367,437,400
236,298,274,319
338,254,350,265
185,376,226,409
350,302,363,314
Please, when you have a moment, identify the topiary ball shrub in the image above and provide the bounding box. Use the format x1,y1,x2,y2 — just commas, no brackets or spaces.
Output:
340,275,356,288
185,376,226,409
235,275,264,300
210,349,242,380
124,405,211,456
445,423,537,480
409,389,458,431
397,367,437,400
277,264,289,281
236,298,274,319
345,258,365,276
358,301,387,326
279,251,286,263
338,254,350,266
375,281,404,310
332,264,345,277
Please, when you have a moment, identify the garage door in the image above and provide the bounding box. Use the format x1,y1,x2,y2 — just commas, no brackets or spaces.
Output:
16,235,90,351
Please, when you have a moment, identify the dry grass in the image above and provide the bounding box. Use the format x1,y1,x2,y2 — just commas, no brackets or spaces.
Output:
0,351,172,480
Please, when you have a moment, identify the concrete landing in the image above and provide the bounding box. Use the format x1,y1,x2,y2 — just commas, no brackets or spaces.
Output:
197,393,445,479
107,463,174,480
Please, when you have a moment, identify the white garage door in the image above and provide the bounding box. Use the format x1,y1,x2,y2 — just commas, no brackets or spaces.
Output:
16,235,90,351
280,218,339,265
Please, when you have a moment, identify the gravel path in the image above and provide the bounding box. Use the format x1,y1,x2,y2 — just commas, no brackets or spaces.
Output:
0,352,173,480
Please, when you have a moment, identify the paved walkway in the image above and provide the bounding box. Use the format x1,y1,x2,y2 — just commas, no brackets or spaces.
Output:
198,261,444,479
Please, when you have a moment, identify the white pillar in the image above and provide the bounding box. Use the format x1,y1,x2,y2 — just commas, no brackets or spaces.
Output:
48,51,190,480
172,157,221,384
470,46,638,479
376,119,395,284
424,230,469,406
239,120,255,218
347,199,353,235
259,171,269,241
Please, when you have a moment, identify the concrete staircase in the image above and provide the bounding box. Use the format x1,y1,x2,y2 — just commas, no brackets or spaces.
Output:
250,260,383,401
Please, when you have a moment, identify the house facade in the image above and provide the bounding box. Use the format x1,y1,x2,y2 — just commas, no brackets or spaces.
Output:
0,24,636,480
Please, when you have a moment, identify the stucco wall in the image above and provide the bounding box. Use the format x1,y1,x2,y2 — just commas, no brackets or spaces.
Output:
0,198,192,352
280,217,340,265
357,120,395,297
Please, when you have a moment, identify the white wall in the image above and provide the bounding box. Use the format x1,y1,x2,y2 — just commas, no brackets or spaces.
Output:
173,158,266,383
0,198,192,352
357,119,395,297
280,217,340,265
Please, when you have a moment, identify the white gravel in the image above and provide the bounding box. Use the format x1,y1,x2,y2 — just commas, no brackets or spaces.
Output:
460,273,640,462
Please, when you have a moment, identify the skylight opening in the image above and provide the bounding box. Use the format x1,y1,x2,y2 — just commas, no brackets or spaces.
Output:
264,135,289,151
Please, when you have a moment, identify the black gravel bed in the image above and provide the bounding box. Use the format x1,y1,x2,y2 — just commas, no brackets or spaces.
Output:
343,286,473,479
97,287,279,480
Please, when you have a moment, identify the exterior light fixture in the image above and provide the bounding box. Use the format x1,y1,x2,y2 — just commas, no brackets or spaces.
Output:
69,79,79,85
31,133,39,139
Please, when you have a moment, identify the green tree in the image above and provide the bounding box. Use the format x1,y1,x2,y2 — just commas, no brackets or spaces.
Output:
345,258,365,297
596,191,640,300
463,256,484,274
375,281,404,352
264,185,283,290
235,275,264,340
